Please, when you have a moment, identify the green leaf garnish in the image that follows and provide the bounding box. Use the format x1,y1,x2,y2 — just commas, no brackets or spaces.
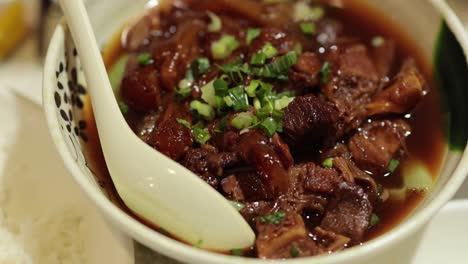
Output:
388,159,400,173
290,245,299,258
299,22,316,35
211,34,240,60
137,52,153,66
246,28,261,44
192,127,211,144
231,248,243,256
118,101,129,114
190,100,215,120
322,157,334,168
370,213,380,228
260,211,286,224
207,11,222,32
320,61,331,83
231,112,254,129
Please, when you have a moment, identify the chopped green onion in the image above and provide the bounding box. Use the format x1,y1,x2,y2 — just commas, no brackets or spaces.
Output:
226,86,249,112
178,78,192,90
250,52,267,65
224,96,234,107
322,157,334,168
261,43,278,58
228,200,245,211
176,118,192,129
231,112,254,129
211,34,240,60
294,2,324,22
260,211,286,225
290,245,299,258
207,11,222,32
177,119,211,144
119,101,129,114
213,78,229,96
251,51,297,79
109,55,129,94
201,80,216,106
190,57,211,79
253,97,262,109
372,36,385,47
194,239,203,248
231,249,243,256
217,61,250,81
294,43,303,54
388,159,400,173
320,61,331,83
192,127,211,144
190,100,215,120
299,22,316,35
246,80,260,97
274,96,295,110
370,214,380,228
175,87,192,100
246,28,261,44
215,115,229,133
259,117,279,137
137,52,153,66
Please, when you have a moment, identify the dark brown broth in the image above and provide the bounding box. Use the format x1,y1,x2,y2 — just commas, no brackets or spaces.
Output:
85,0,445,249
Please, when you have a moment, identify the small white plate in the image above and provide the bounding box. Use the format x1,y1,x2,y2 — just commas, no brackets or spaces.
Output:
0,82,134,264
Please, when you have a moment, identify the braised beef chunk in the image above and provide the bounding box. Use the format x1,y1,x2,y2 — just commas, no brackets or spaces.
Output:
283,95,339,147
290,163,343,195
121,66,162,113
110,0,437,259
322,44,379,129
288,52,322,94
366,59,425,116
348,119,411,176
222,172,274,201
150,104,193,160
135,111,160,143
320,182,373,242
256,212,319,259
313,227,351,253
234,130,291,196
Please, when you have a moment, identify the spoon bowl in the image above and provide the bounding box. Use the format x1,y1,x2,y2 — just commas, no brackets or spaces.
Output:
56,0,255,250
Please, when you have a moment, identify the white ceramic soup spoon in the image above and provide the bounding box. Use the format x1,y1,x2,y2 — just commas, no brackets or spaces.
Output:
58,0,255,250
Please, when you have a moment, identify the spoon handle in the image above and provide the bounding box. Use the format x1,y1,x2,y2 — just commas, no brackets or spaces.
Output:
58,0,128,135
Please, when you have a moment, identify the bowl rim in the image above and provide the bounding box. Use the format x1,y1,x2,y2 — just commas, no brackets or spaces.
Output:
42,0,468,263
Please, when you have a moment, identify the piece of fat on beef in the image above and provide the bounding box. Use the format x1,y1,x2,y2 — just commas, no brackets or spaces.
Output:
256,212,319,259
283,95,339,148
366,59,425,116
320,182,373,242
348,119,411,176
313,227,351,254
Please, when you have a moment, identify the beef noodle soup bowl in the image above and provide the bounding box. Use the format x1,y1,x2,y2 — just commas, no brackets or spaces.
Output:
43,0,468,263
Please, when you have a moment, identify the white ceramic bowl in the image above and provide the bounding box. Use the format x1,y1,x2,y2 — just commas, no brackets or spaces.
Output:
42,0,468,263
